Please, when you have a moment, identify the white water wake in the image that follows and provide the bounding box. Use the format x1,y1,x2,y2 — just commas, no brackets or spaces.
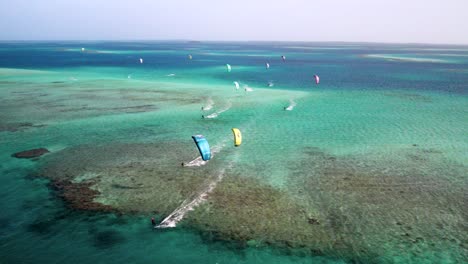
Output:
285,99,296,111
204,101,232,119
244,85,254,92
157,141,232,228
182,156,207,167
201,97,214,111
205,113,218,119
182,141,225,167
364,54,450,63
155,165,231,228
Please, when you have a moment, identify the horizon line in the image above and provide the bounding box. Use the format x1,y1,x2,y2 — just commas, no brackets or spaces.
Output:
0,39,467,47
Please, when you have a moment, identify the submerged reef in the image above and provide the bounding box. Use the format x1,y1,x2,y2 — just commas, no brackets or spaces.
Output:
0,122,46,132
37,143,467,262
50,180,114,212
12,148,50,159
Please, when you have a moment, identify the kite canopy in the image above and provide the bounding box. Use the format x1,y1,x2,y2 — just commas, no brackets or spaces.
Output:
231,128,242,147
192,135,211,161
314,75,320,84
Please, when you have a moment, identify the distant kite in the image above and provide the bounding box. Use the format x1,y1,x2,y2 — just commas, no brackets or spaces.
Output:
313,75,320,85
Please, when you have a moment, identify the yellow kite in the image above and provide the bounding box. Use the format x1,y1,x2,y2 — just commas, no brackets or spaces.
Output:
231,128,242,147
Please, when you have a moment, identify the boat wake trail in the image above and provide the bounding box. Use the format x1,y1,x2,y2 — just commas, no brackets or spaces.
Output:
285,98,297,111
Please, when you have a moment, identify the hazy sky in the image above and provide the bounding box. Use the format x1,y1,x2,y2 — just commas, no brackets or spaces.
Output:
1,0,467,44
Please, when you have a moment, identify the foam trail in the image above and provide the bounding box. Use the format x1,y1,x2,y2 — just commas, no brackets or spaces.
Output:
204,101,232,119
364,54,450,63
182,141,225,167
157,141,231,228
156,166,230,228
202,97,214,111
244,85,254,92
218,101,232,114
205,113,218,119
183,156,207,167
166,73,176,77
285,99,297,111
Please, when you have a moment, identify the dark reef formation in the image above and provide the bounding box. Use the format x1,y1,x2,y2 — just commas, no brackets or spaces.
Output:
12,148,50,159
1,122,46,132
35,143,468,263
50,180,114,212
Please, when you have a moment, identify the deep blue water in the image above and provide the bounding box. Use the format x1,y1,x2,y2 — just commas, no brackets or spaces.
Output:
1,41,467,93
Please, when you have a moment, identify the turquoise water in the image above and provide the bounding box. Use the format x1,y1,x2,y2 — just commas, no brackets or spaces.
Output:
0,42,467,263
